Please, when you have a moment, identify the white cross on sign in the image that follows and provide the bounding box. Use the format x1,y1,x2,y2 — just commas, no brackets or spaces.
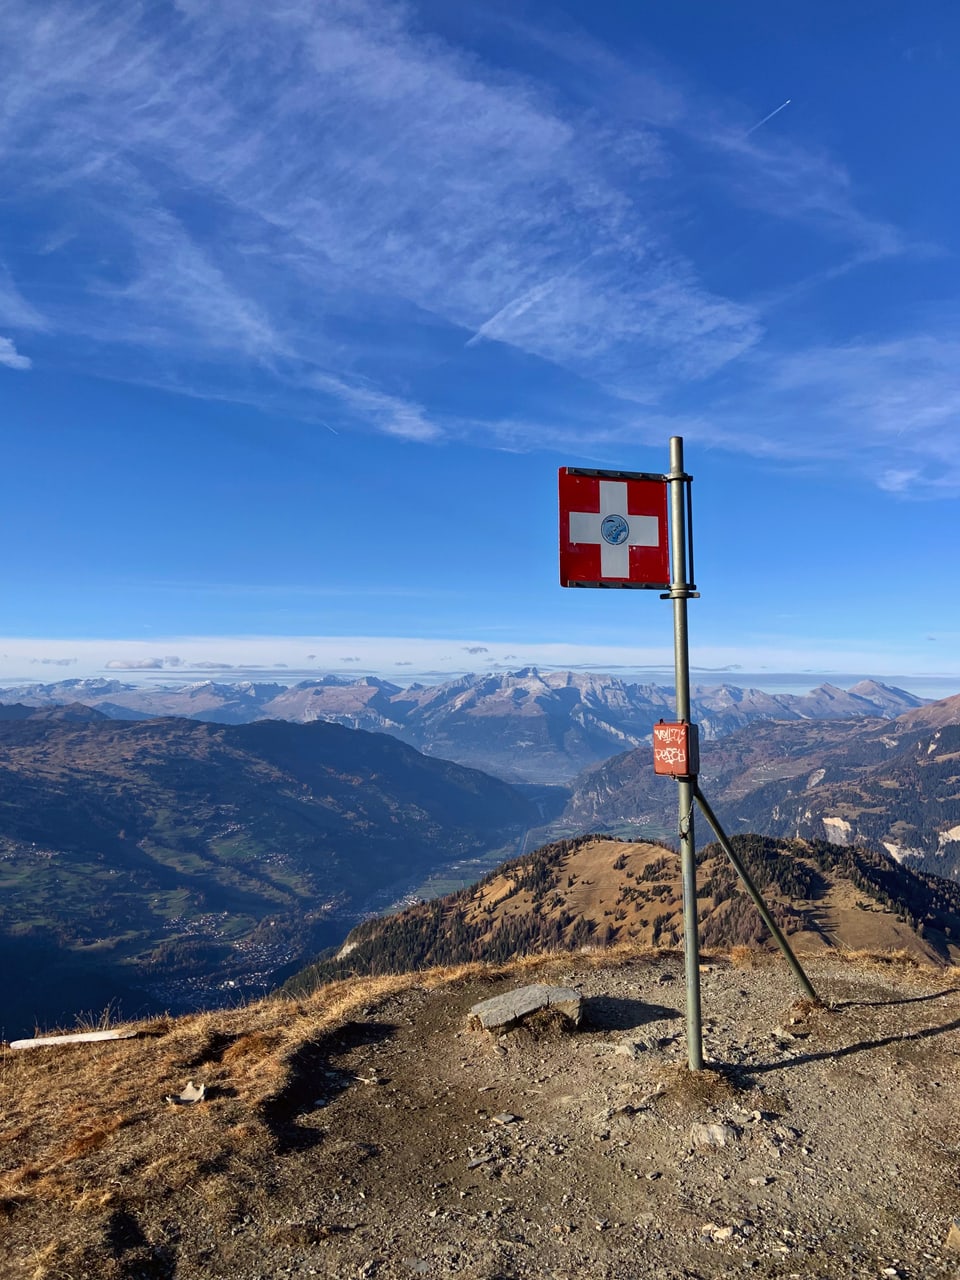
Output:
558,467,669,588
568,480,660,579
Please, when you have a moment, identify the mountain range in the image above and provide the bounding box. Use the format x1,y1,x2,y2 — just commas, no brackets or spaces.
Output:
0,707,531,1037
1,702,956,1274
0,670,930,783
564,692,960,879
3,674,956,1037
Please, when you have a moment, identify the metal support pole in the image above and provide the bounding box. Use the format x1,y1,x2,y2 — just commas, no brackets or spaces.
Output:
693,785,821,1006
666,436,703,1071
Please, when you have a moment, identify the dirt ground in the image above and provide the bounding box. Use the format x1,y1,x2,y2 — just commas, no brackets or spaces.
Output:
4,950,960,1279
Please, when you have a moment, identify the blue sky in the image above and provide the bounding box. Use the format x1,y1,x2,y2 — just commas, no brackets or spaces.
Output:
2,0,959,693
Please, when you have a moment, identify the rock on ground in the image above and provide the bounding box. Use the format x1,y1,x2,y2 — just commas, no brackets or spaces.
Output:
468,983,584,1031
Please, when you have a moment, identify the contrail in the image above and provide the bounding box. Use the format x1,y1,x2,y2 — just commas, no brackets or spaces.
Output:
466,247,603,348
745,98,791,136
465,278,556,348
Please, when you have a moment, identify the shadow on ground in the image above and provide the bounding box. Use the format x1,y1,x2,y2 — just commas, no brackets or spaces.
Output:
584,996,682,1031
261,1019,397,1153
719,1011,960,1085
834,986,960,1010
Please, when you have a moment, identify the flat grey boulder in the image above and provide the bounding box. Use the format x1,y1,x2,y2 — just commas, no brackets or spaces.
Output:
469,984,583,1032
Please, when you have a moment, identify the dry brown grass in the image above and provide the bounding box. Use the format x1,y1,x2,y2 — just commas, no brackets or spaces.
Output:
652,1060,751,1110
833,945,931,969
1,946,679,1236
0,963,533,1156
1,969,455,1277
0,974,415,1214
729,942,761,968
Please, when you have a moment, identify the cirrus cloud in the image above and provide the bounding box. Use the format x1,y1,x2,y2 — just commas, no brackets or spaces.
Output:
0,0,940,493
0,336,31,369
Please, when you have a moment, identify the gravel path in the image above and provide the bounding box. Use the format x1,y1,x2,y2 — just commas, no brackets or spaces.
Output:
211,953,960,1280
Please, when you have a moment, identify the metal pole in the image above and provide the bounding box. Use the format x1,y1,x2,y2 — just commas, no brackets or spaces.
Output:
693,785,821,1006
667,436,703,1071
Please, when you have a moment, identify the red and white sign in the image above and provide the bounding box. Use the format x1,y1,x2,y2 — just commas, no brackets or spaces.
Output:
652,721,700,777
559,468,670,588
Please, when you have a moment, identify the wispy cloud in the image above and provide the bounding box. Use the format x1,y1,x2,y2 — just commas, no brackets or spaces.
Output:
0,5,765,394
721,335,960,494
0,264,46,331
476,331,960,496
0,336,30,369
0,0,936,482
307,374,440,442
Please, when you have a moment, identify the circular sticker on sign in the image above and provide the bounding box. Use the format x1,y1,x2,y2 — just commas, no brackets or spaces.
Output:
601,514,630,546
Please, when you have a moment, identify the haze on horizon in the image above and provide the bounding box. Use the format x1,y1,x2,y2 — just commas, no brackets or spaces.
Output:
1,639,958,703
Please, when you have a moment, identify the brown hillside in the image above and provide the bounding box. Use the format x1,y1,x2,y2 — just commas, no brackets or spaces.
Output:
464,837,950,960
299,836,960,992
894,689,960,731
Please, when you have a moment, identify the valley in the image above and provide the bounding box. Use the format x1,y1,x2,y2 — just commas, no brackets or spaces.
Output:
1,673,958,1040
0,708,532,1038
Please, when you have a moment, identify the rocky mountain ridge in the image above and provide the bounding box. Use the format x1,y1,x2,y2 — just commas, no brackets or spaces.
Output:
565,692,960,878
0,670,931,783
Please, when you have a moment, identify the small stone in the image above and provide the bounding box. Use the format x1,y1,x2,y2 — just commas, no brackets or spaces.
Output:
615,1040,649,1059
493,1112,519,1125
165,1080,206,1106
773,1125,802,1144
690,1121,741,1149
701,1223,737,1243
748,1175,773,1187
750,1110,777,1124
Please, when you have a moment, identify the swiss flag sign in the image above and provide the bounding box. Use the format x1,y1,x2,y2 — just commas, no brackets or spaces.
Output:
559,468,670,589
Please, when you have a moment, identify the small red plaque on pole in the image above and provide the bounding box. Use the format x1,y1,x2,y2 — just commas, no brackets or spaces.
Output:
652,721,699,777
559,467,669,588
